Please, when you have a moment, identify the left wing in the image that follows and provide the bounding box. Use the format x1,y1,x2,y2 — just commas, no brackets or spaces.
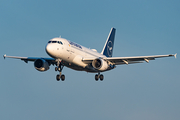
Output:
3,54,56,64
105,54,177,65
82,54,177,65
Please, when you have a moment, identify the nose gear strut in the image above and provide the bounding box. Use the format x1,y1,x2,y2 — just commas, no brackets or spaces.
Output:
55,59,65,81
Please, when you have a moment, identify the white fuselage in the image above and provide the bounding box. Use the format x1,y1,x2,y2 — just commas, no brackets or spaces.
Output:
45,38,111,72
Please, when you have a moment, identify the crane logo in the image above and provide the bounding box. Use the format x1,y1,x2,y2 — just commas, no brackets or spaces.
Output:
107,41,113,57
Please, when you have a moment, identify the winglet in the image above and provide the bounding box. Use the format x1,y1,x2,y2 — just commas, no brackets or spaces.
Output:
174,53,177,58
3,54,6,59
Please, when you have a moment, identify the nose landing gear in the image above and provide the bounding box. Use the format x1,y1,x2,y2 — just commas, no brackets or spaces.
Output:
55,60,65,81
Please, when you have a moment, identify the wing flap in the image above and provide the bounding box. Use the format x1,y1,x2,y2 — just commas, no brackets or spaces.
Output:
115,61,145,65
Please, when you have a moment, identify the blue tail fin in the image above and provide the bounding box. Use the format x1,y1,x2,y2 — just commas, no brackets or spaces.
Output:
101,28,116,57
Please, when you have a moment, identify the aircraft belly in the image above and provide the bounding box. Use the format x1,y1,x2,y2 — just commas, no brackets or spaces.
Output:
62,61,84,71
62,60,113,73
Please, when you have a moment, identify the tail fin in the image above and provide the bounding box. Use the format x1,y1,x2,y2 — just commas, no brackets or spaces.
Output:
101,28,116,57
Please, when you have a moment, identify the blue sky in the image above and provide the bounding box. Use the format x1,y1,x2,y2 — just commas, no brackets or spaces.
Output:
0,0,180,120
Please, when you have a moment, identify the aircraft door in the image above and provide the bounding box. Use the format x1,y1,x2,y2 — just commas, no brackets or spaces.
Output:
56,42,64,58
65,42,73,62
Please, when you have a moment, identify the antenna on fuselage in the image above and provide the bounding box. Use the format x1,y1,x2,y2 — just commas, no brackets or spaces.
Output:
59,35,61,38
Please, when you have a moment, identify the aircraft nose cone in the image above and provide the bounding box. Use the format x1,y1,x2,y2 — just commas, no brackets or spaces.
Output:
46,44,54,57
45,44,50,54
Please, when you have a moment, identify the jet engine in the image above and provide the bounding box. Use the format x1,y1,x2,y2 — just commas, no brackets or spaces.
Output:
34,59,50,71
92,58,108,71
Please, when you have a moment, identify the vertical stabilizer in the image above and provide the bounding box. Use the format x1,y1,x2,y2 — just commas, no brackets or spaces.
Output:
101,28,116,57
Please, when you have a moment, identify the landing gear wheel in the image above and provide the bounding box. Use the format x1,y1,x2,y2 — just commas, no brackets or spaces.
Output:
61,74,65,81
100,74,104,81
95,74,99,81
56,74,60,81
55,67,58,71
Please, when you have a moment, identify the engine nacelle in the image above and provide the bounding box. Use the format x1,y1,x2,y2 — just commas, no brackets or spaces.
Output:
92,58,108,71
34,59,49,71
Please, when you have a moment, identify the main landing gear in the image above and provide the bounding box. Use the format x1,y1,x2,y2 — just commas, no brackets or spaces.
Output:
55,60,65,81
95,73,104,81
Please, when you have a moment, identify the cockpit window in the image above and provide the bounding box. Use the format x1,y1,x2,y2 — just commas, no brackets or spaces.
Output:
58,41,63,45
48,41,63,45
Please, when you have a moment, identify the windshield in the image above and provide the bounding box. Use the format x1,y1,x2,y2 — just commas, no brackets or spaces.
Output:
48,41,63,45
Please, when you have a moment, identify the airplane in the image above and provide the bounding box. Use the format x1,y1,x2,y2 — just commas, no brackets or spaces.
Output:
3,28,177,81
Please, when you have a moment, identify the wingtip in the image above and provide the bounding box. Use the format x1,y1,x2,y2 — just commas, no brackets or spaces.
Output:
174,53,177,58
3,54,6,59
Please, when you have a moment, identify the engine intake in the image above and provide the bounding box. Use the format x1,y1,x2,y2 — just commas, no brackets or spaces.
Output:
34,59,49,71
92,58,108,71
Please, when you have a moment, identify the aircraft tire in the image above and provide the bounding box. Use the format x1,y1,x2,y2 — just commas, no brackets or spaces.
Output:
55,67,58,71
56,74,60,81
61,75,65,81
95,74,99,81
100,74,104,81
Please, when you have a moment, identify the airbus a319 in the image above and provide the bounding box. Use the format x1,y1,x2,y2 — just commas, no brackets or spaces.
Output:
3,28,177,81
